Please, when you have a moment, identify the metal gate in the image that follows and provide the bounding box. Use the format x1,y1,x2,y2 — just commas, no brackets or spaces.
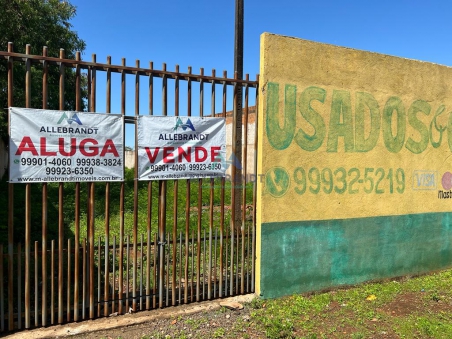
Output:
0,43,258,331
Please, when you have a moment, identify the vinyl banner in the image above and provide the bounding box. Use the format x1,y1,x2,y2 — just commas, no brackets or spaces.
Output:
9,107,124,183
137,116,226,180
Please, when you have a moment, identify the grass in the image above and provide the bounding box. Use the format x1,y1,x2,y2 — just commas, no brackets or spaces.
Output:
69,268,452,339
244,269,452,338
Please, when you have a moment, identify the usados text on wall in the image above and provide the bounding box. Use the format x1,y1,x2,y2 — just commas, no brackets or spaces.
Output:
262,80,452,221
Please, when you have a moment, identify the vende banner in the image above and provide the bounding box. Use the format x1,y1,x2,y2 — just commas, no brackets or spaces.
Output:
137,116,226,180
9,107,124,183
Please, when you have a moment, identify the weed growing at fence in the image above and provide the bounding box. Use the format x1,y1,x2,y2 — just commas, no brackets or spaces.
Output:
0,167,255,247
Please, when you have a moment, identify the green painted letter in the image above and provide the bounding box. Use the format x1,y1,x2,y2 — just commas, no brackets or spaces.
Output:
382,97,406,153
405,100,431,154
294,86,326,151
355,92,380,152
447,111,452,151
266,82,296,150
327,90,354,152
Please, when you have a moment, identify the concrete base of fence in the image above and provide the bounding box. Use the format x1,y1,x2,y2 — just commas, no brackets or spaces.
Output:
3,294,255,339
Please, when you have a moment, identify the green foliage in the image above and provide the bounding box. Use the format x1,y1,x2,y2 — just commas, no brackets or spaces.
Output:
0,0,87,143
0,169,255,246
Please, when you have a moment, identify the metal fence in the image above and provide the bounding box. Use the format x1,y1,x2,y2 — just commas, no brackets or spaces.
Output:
0,43,259,332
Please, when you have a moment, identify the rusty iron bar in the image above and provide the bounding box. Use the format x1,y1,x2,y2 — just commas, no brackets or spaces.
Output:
196,67,205,302
219,70,227,298
17,243,22,329
104,53,112,318
126,235,129,312
0,50,259,88
247,222,251,292
153,233,157,309
67,240,71,322
241,74,250,294
184,66,192,304
172,64,180,306
140,235,144,311
106,55,112,113
82,239,86,320
166,233,170,307
146,181,152,311
97,238,101,317
207,69,216,300
88,53,97,320
34,242,38,327
118,57,126,315
146,61,154,311
51,240,55,325
207,68,216,300
24,44,32,329
179,232,183,304
158,63,168,308
172,180,178,307
184,176,190,305
112,237,116,313
104,187,110,317
232,60,243,263
190,230,194,302
252,74,259,293
41,46,49,327
132,59,140,313
230,73,236,296
203,230,206,300
208,181,213,300
73,50,81,323
88,180,95,320
7,41,14,332
225,225,229,296
57,48,65,325
214,229,218,298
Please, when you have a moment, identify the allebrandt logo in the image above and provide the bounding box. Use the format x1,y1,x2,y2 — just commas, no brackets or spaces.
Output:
173,117,195,132
57,112,82,125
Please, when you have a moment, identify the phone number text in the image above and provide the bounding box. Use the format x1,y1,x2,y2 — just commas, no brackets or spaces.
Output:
293,167,405,195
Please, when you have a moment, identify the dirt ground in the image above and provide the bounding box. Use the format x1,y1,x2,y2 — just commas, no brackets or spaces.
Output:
3,294,255,339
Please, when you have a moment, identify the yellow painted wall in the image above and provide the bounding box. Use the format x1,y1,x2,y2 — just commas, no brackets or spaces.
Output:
256,33,452,295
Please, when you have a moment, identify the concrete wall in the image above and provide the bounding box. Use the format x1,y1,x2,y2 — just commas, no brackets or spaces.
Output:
124,150,135,169
256,33,452,298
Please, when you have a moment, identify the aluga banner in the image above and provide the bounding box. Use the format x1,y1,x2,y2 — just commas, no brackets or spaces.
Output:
137,116,226,180
9,107,124,183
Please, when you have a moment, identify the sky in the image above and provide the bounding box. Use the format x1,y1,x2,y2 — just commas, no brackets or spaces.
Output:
68,0,452,146
70,0,452,76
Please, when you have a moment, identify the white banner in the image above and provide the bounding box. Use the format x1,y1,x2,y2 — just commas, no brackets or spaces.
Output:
137,116,226,180
9,107,124,183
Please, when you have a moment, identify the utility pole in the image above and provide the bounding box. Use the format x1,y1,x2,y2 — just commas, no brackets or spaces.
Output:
232,0,244,228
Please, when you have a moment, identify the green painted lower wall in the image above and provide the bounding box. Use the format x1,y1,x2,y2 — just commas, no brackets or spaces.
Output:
260,213,452,299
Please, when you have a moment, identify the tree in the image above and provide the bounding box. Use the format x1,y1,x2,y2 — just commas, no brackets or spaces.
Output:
0,0,87,143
